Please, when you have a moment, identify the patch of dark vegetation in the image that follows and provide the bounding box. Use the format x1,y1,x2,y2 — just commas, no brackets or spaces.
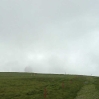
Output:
94,77,99,90
0,72,94,99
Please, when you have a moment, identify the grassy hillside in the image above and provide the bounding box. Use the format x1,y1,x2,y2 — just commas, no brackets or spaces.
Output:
0,72,99,99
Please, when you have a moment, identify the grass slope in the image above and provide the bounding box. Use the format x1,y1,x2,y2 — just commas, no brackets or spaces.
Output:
0,72,98,99
75,77,99,99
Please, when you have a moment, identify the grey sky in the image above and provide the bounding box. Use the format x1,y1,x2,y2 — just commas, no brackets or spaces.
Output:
0,0,99,76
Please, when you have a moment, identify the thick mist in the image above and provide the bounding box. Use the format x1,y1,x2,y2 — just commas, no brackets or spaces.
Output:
0,0,99,76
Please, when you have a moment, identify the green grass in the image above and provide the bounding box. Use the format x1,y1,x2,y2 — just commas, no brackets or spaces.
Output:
0,72,98,99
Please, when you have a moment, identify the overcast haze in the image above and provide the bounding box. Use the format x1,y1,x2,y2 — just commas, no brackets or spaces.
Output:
0,0,99,76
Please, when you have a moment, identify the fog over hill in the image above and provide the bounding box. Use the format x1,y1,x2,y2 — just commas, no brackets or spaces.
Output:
0,0,99,76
